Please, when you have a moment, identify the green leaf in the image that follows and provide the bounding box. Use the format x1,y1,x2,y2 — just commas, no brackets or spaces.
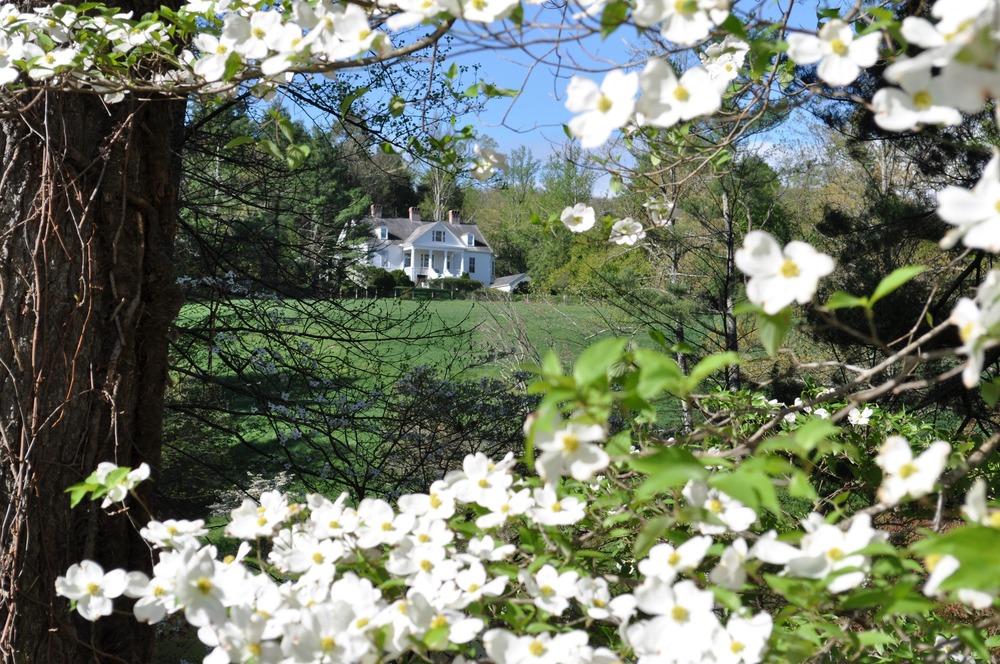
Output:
540,351,562,378
629,447,708,500
286,144,311,170
634,515,672,559
869,266,927,306
389,96,406,117
824,291,867,310
422,625,449,650
573,338,626,387
981,378,1000,407
854,630,898,647
223,136,254,149
599,1,628,38
718,13,749,40
258,139,283,162
758,308,792,357
911,526,1000,591
688,351,739,386
276,115,295,142
710,459,782,517
788,469,818,501
608,175,623,195
633,349,684,399
65,481,100,508
840,588,890,610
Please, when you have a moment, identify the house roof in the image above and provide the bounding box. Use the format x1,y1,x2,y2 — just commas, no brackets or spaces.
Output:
366,216,493,253
491,273,531,289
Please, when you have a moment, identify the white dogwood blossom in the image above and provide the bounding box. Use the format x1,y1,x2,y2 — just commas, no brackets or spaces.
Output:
565,70,638,148
875,436,951,506
636,60,721,128
786,19,881,87
560,203,597,233
55,561,127,621
734,230,835,315
938,152,1000,252
783,513,886,593
608,217,646,246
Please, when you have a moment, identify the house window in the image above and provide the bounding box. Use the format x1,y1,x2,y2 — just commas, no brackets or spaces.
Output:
378,226,388,240
446,254,453,270
466,233,474,246
468,257,476,273
432,230,446,242
420,254,430,268
404,254,411,268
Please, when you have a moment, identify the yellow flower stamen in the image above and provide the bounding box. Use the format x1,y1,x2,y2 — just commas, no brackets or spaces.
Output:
780,258,800,278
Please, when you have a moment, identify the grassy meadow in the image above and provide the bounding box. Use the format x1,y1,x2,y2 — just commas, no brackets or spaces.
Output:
163,295,650,515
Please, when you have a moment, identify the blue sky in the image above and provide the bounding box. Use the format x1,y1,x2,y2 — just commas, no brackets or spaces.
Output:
444,0,829,182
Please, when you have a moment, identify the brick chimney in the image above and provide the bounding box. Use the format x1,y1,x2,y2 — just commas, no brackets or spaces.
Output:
409,207,420,222
370,204,382,219
448,210,460,224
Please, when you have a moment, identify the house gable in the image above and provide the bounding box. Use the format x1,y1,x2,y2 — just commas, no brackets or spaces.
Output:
358,207,496,285
405,221,468,250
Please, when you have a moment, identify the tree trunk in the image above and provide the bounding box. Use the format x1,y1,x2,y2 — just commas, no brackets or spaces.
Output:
0,74,185,661
720,189,742,391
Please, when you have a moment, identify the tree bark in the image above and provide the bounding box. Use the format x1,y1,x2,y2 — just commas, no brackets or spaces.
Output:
0,66,185,661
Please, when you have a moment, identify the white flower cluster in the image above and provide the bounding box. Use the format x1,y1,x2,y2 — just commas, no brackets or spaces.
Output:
0,0,514,100
59,439,987,664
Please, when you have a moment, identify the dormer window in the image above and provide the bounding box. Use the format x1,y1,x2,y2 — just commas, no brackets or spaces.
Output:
378,226,388,240
432,230,446,242
466,233,475,246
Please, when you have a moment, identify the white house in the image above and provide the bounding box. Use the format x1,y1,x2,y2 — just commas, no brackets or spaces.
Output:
362,206,495,287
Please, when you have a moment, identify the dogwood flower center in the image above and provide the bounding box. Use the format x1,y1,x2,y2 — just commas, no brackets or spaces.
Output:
597,95,613,113
674,86,690,102
830,38,848,56
671,605,689,622
780,258,800,278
